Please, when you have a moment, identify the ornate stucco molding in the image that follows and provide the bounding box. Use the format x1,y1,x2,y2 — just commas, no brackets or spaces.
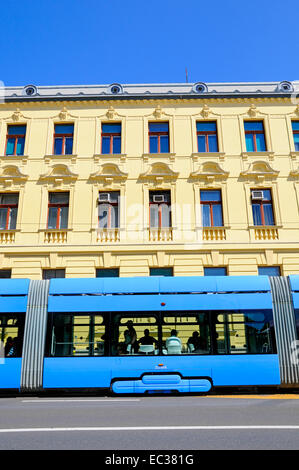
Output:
0,165,28,186
89,163,128,185
240,161,279,182
189,161,229,184
40,164,78,185
139,162,178,184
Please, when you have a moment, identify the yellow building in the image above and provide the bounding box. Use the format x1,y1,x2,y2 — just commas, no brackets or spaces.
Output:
0,80,299,279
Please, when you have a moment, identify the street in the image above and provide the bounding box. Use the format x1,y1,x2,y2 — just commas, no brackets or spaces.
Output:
0,394,299,450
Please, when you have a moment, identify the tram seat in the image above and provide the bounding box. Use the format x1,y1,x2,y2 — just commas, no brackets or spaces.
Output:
188,344,195,353
166,339,182,355
139,345,155,354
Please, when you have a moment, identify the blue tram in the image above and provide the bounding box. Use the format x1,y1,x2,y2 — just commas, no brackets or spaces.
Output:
1,275,299,394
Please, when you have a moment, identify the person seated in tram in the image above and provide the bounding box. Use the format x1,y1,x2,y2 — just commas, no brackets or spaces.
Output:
138,329,158,353
187,331,208,353
165,329,182,353
4,337,14,357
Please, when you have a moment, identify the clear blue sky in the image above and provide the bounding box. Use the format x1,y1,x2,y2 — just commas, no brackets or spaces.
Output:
1,0,298,87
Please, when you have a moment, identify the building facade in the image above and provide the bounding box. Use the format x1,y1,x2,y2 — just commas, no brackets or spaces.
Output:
0,80,299,279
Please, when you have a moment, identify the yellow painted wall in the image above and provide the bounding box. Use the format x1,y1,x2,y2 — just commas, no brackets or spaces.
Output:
0,97,298,278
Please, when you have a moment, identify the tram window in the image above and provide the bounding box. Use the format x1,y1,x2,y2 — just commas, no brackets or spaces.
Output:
162,313,210,355
47,314,106,357
112,315,158,356
0,314,24,357
215,310,275,354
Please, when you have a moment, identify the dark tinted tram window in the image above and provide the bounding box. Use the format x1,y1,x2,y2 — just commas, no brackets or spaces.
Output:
46,314,107,357
112,315,158,356
0,314,24,357
214,310,276,354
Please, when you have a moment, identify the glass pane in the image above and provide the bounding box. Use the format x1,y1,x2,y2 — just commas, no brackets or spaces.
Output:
102,123,121,133
65,137,73,155
150,204,159,228
258,266,280,276
204,267,227,276
48,207,58,228
110,205,119,228
54,137,63,155
96,269,119,278
101,136,111,154
6,138,15,155
162,314,210,355
0,208,8,229
252,204,262,225
7,125,26,135
255,133,266,151
59,207,69,229
49,192,69,204
1,194,18,204
8,207,17,229
200,190,221,202
113,136,121,154
293,134,299,151
99,204,109,228
196,122,217,132
1,313,25,357
244,121,264,131
149,136,158,153
208,134,218,152
160,135,169,153
150,268,173,276
201,204,211,227
245,134,255,152
263,203,274,225
54,124,74,134
113,316,158,356
160,204,171,227
16,137,25,156
149,122,169,133
197,135,206,152
212,204,223,226
261,189,272,201
292,122,299,131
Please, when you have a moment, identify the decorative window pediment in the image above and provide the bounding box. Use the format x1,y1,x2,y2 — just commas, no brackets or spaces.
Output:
40,164,78,184
139,162,178,183
240,161,279,182
189,161,229,183
0,165,28,185
89,163,128,184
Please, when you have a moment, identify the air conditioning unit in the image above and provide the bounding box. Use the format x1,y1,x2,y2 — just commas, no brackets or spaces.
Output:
99,193,111,202
153,195,165,203
251,190,264,200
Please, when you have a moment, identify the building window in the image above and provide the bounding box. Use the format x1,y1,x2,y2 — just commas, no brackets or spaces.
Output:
53,124,74,155
101,123,121,154
150,267,173,276
149,190,171,228
43,269,65,280
244,121,266,152
251,189,274,226
200,190,223,227
96,268,119,278
6,125,26,156
196,122,218,152
292,121,299,151
204,267,227,276
0,193,18,230
149,122,169,153
258,266,280,276
47,192,69,229
0,270,11,278
98,191,120,228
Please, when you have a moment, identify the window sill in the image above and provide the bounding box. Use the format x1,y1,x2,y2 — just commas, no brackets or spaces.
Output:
241,151,274,161
0,154,28,164
94,153,127,162
44,154,77,163
192,152,225,162
143,153,176,162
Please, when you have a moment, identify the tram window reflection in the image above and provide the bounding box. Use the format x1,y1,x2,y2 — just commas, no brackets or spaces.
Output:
162,313,210,355
112,315,158,356
0,314,24,357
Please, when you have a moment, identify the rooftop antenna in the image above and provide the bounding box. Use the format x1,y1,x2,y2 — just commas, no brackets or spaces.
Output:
185,68,189,83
